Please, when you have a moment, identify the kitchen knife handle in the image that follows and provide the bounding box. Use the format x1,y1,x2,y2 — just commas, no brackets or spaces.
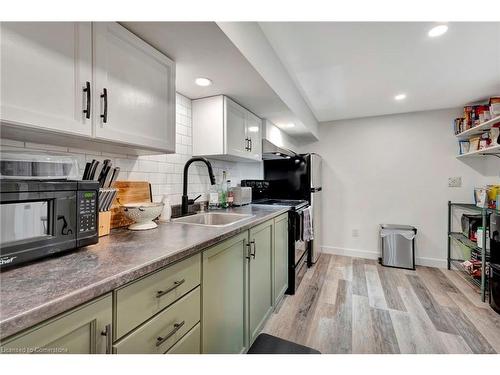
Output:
82,162,91,180
83,81,91,119
100,88,108,123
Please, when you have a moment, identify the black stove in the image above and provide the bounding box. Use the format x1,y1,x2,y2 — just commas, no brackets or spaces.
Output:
252,199,308,209
241,179,310,295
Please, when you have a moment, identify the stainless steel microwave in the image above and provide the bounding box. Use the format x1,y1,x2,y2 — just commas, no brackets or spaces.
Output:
0,179,99,269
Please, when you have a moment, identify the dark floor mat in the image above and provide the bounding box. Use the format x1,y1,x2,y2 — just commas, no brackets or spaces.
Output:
247,333,321,354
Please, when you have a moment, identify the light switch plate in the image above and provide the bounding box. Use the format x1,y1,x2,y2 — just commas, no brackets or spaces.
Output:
448,177,462,188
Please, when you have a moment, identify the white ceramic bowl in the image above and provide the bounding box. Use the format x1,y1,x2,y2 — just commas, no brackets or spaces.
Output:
122,202,164,230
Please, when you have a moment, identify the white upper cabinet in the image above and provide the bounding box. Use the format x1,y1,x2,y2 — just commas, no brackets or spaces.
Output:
93,23,175,152
0,22,176,153
192,95,262,162
245,111,262,161
225,97,250,159
0,22,93,136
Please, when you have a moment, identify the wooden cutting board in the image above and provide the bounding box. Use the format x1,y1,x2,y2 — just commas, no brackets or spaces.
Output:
110,181,152,229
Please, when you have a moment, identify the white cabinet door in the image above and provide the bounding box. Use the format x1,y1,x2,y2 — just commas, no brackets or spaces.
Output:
245,112,262,161
0,22,92,136
224,97,249,159
93,23,175,152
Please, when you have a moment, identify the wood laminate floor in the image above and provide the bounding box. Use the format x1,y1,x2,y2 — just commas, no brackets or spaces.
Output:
263,254,500,354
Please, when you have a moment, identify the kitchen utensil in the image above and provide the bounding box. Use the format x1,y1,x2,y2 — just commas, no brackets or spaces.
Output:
98,188,118,212
102,166,113,188
97,159,111,184
110,181,152,229
82,162,91,180
88,160,100,180
98,165,112,188
122,202,164,230
108,167,120,187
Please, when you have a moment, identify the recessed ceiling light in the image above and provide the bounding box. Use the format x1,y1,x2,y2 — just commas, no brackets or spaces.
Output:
195,77,212,87
278,123,295,129
394,94,407,101
428,25,448,38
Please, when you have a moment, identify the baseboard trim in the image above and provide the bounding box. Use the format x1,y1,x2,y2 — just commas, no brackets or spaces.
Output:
321,246,447,269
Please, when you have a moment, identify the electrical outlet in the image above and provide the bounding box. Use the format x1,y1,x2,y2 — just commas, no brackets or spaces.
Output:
448,177,462,188
352,229,359,238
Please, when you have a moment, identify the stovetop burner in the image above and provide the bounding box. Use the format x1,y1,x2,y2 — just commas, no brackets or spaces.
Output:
252,199,308,209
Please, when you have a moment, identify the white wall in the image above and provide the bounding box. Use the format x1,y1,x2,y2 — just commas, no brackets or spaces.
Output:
303,108,500,267
0,93,263,204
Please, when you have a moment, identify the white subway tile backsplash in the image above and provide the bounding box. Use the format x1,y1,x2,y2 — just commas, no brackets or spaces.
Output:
25,142,68,152
2,93,262,203
1,139,24,148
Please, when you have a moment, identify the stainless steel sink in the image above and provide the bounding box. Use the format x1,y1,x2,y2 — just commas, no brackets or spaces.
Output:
172,212,255,227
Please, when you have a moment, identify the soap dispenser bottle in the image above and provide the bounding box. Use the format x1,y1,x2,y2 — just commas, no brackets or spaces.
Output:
158,194,172,222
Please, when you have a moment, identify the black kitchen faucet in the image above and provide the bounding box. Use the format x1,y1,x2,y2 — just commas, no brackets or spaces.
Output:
181,157,216,216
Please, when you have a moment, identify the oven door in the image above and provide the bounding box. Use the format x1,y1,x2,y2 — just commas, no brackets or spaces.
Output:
286,206,311,294
0,190,77,268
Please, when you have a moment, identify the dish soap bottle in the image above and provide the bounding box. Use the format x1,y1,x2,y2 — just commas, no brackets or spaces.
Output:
219,171,228,208
209,183,219,210
158,194,171,222
227,179,234,207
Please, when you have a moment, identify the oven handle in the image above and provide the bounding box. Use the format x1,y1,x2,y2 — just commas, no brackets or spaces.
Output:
295,204,310,214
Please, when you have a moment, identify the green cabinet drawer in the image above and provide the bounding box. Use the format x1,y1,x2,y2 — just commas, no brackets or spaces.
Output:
166,322,200,354
113,286,200,354
114,254,201,339
1,293,112,354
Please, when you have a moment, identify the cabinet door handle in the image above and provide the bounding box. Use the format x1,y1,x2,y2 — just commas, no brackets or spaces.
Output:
156,279,185,298
101,323,112,354
250,240,256,259
156,320,185,347
83,81,91,119
245,241,251,260
244,138,249,151
249,138,253,152
100,88,108,123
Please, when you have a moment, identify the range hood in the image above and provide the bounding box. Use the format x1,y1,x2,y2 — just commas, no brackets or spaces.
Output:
262,138,297,160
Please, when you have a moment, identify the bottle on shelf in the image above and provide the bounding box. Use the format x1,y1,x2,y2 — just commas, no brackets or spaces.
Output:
208,184,219,210
227,179,234,207
219,171,228,209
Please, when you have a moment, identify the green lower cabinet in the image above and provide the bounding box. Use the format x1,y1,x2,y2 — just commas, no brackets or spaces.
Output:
166,323,201,354
202,232,248,354
0,294,112,354
113,287,200,354
274,214,289,307
248,220,274,345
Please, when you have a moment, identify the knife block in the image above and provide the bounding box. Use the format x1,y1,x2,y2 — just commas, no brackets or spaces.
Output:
98,211,112,237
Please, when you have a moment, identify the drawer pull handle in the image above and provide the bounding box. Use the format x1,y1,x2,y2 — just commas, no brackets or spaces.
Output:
250,240,256,259
156,279,185,298
156,320,185,347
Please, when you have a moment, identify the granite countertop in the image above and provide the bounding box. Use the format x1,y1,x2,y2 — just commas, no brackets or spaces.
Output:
0,205,289,340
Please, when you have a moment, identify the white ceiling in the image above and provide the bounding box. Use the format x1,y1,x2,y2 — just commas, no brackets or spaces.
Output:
121,22,310,136
259,22,500,123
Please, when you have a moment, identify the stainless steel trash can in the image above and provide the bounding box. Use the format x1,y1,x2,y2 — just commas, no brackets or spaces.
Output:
379,224,417,270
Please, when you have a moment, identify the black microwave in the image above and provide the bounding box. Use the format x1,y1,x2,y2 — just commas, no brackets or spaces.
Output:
0,179,99,269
